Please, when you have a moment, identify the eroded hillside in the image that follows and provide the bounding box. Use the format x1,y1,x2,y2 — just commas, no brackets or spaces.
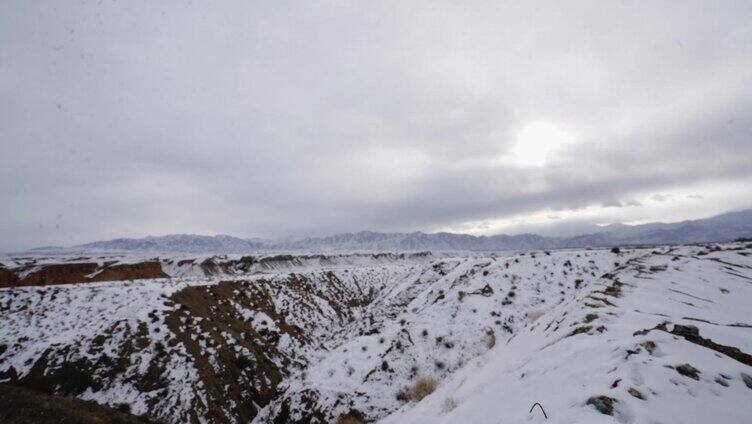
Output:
1,244,751,423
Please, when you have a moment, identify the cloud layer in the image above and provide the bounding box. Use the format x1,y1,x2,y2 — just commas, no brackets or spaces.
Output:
2,1,752,250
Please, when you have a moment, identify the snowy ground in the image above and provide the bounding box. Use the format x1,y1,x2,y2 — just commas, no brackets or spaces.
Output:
1,243,751,423
381,244,752,424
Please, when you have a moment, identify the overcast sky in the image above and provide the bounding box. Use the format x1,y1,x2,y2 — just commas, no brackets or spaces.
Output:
2,1,752,250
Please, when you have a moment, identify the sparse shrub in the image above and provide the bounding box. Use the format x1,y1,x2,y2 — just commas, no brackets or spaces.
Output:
610,246,621,254
335,413,365,424
442,396,459,413
398,376,439,403
484,329,496,349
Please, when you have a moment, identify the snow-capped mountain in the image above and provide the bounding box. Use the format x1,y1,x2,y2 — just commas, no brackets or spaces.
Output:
42,209,752,253
270,231,552,252
74,234,269,253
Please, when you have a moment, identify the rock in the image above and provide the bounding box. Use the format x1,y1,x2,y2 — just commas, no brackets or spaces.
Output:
672,324,700,338
586,396,615,415
628,387,645,400
567,326,592,337
668,325,752,367
742,372,752,390
676,363,701,380
640,341,657,355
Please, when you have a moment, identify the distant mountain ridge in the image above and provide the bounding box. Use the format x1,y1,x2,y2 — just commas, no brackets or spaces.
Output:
40,209,752,253
75,234,269,253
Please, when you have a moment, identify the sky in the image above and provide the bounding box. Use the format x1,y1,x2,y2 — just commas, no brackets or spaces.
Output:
2,1,752,250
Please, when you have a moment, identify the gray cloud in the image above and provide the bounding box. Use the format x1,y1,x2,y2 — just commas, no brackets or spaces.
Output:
651,194,672,202
603,199,643,208
2,1,752,250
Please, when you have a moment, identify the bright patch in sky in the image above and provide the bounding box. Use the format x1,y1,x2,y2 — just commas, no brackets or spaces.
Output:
510,122,575,167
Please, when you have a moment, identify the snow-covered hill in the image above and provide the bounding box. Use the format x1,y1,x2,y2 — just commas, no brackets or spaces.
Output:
1,243,751,423
382,244,752,424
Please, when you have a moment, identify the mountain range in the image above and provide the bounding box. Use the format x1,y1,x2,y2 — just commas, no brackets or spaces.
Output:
33,209,752,253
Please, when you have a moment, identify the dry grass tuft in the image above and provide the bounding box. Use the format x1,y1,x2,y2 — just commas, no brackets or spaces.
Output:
484,329,496,349
398,376,439,403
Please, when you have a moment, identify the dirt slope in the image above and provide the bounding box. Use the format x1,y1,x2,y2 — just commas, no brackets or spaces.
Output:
0,383,156,424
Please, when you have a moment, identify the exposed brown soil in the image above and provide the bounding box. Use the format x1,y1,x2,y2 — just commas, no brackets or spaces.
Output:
160,275,350,423
0,383,157,424
18,262,98,286
0,268,372,424
1,261,169,288
90,262,168,282
164,281,288,423
0,267,19,287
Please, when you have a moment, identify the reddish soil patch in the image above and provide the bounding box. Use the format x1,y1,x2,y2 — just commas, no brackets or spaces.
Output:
0,267,19,288
2,261,169,288
19,263,98,286
91,262,168,282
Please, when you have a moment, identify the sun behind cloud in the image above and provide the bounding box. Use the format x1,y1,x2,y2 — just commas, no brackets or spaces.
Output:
508,121,576,167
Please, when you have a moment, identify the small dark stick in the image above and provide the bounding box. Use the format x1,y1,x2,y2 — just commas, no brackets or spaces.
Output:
529,402,548,419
